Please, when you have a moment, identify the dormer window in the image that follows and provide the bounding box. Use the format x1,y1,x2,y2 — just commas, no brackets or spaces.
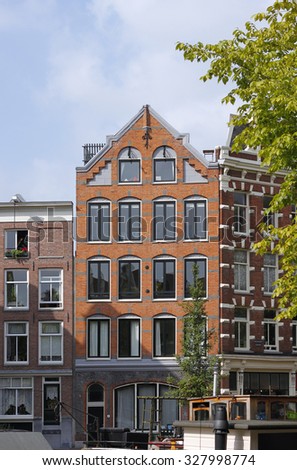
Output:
118,147,141,183
153,146,176,183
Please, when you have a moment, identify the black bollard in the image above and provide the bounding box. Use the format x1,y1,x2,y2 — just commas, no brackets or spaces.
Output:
213,405,229,450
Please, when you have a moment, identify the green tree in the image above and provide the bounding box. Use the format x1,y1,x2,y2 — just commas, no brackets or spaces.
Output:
168,265,217,398
176,1,297,319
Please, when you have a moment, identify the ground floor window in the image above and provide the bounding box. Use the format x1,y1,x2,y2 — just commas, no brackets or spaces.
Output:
0,377,33,417
115,383,178,432
230,371,289,395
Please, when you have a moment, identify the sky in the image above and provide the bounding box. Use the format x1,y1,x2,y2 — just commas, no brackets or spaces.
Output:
0,0,272,204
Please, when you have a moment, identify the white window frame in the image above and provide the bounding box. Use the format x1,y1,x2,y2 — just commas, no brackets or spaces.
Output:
153,256,176,301
234,308,249,350
39,269,63,310
118,198,142,242
263,310,278,352
87,198,111,243
5,229,29,258
87,257,111,301
5,269,29,310
234,250,249,293
184,255,208,299
4,322,29,365
39,321,63,364
87,316,110,359
153,146,176,183
263,253,277,295
118,147,141,184
117,315,141,359
0,377,33,418
153,197,177,242
184,196,208,241
118,257,141,301
233,192,248,235
153,315,176,358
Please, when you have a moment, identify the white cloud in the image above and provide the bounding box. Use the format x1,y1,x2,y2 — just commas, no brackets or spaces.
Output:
0,0,272,202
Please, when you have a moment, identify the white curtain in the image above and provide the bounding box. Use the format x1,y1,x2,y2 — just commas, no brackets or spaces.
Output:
130,320,139,357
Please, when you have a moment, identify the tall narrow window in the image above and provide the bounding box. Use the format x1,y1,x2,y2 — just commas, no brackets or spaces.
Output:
88,259,110,300
88,318,110,358
88,200,110,242
5,270,29,309
153,199,176,241
234,250,249,292
184,257,207,298
263,253,277,294
5,322,28,363
39,269,63,309
153,259,176,299
39,322,63,363
263,196,275,227
184,198,207,240
118,147,141,183
118,259,140,299
153,316,176,357
87,384,104,442
234,192,248,234
234,308,249,350
153,146,176,182
264,309,278,351
119,201,141,241
43,378,60,425
118,317,140,358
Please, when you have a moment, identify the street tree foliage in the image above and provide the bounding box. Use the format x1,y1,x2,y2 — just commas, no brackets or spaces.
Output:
176,1,297,319
168,265,217,399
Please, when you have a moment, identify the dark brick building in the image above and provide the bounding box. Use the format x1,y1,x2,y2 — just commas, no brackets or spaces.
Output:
218,122,297,396
0,195,73,449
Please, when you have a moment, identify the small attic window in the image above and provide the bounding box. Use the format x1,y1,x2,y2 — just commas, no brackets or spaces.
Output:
118,147,141,183
153,146,176,183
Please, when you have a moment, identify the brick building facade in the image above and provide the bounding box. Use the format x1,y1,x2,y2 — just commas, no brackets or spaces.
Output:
74,105,220,443
0,195,73,449
218,123,297,396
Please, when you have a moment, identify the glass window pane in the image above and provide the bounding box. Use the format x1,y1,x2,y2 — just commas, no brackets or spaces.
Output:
120,161,140,182
88,261,110,299
154,160,175,182
119,261,140,299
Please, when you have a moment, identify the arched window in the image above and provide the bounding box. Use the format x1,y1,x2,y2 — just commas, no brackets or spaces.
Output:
184,195,207,240
118,314,141,358
118,147,141,183
115,383,179,431
153,146,176,183
87,315,110,359
153,314,176,358
118,197,141,242
118,256,141,300
87,198,111,242
153,196,176,241
184,254,207,299
87,257,110,301
153,255,176,300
